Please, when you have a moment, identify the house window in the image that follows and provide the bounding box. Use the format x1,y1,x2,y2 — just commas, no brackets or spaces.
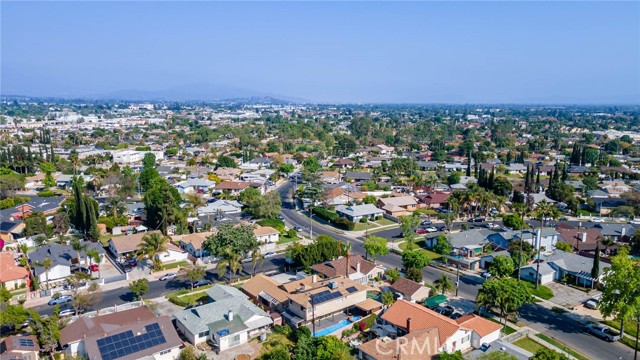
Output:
229,334,241,346
462,335,470,343
159,349,171,355
198,330,209,338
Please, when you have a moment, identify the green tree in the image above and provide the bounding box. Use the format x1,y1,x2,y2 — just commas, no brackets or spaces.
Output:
554,241,573,253
502,214,525,231
142,153,156,168
29,314,61,356
599,247,640,336
34,256,53,289
509,240,534,269
433,235,452,256
385,268,400,283
144,179,185,235
406,267,423,282
279,163,294,176
216,245,243,282
447,172,461,185
138,167,161,192
129,278,149,300
302,157,321,173
216,155,237,168
363,235,389,262
137,232,169,270
382,291,396,306
489,255,515,278
24,211,51,237
476,278,532,329
0,303,28,328
205,222,258,258
436,273,455,295
434,351,464,360
529,348,569,360
0,287,12,302
402,250,431,270
70,238,87,265
181,265,207,291
400,213,421,249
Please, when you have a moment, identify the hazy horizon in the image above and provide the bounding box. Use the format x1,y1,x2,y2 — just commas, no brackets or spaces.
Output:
2,1,639,104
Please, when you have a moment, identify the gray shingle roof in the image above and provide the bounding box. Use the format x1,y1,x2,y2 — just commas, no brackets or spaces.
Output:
446,229,494,249
546,250,609,275
28,243,105,276
335,204,383,217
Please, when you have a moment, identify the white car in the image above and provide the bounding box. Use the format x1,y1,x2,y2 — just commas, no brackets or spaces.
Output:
159,272,177,281
481,271,492,279
48,295,73,306
591,217,605,223
629,219,640,225
263,252,277,259
58,308,76,317
241,256,253,263
424,227,438,233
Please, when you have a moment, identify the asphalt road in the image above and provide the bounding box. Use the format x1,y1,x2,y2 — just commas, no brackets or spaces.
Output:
278,180,635,359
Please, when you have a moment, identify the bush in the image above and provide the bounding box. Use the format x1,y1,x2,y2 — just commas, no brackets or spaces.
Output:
358,313,378,331
257,219,286,233
376,215,383,221
312,206,339,222
334,217,355,230
37,190,56,197
359,217,368,223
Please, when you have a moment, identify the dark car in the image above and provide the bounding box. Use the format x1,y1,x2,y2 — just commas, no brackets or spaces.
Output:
434,305,455,317
191,279,212,288
450,312,463,320
468,217,485,223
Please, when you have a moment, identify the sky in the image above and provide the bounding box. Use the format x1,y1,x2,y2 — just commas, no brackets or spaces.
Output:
1,1,639,104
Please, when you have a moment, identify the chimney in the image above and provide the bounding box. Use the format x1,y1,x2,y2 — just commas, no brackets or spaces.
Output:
406,318,412,333
227,310,234,321
622,227,627,237
356,262,361,274
312,274,317,283
581,232,587,243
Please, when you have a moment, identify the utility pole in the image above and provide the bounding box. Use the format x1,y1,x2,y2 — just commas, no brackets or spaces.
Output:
311,296,316,336
535,228,542,289
309,206,313,240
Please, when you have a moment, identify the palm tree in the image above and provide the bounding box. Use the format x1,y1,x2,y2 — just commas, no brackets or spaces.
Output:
216,246,242,283
137,233,169,270
106,196,126,219
436,273,455,295
512,202,531,281
599,236,614,256
340,241,353,278
34,256,53,289
250,245,264,275
70,238,87,265
185,193,205,217
533,200,557,288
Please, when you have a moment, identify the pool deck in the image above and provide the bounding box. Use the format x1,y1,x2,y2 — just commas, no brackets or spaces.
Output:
309,312,356,337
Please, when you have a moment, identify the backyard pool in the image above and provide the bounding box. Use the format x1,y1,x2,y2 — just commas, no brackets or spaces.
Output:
313,316,361,337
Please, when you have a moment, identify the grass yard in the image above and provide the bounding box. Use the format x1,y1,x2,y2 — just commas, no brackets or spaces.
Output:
374,218,397,226
535,334,589,360
398,241,442,260
278,234,300,244
604,319,637,338
161,260,190,270
168,292,209,307
514,337,547,353
353,222,380,232
523,282,555,300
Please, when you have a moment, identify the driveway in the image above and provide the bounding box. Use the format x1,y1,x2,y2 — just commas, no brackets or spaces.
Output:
546,282,597,309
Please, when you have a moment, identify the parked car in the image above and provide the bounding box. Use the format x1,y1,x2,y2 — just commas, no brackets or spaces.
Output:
124,266,133,273
242,256,253,264
191,279,212,288
423,227,438,233
434,305,455,317
71,266,89,274
294,226,303,232
585,324,621,342
159,272,177,281
48,295,73,306
585,295,601,309
450,312,463,320
591,217,605,223
629,219,640,225
58,307,79,317
481,271,492,279
415,228,427,234
263,252,277,259
420,220,432,226
277,214,285,220
89,263,99,272
469,217,485,223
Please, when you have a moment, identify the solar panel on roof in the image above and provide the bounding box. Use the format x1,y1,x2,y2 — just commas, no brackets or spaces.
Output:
346,286,358,293
97,322,167,360
18,338,35,347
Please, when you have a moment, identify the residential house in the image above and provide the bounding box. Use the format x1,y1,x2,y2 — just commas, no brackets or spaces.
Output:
488,228,559,253
319,171,342,184
0,252,30,290
417,161,439,171
599,181,631,197
416,193,450,209
592,223,634,241
333,158,355,169
28,243,105,286
311,255,384,284
377,196,418,217
359,328,440,360
374,145,395,154
174,178,216,194
378,300,501,355
55,174,93,189
174,231,215,259
213,181,256,195
505,163,527,174
426,229,494,270
593,198,629,215
59,306,181,360
197,200,242,216
556,224,604,252
174,285,272,350
254,225,279,252
520,250,610,287
241,274,291,312
239,157,272,170
280,275,368,327
107,231,158,259
0,196,65,222
157,242,189,264
323,187,367,206
345,171,373,183
0,221,25,244
479,250,512,270
213,167,243,182
389,277,431,302
0,335,40,360
335,204,384,223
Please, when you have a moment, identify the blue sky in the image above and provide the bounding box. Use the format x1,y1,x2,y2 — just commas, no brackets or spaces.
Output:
2,1,639,103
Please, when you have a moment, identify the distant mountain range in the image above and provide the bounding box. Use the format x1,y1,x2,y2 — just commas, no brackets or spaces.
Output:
1,83,309,104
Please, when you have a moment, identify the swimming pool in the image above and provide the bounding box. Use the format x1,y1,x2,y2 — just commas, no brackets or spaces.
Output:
313,316,361,337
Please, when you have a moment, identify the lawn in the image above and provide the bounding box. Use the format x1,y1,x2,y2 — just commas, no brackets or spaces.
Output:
604,319,637,338
161,260,189,270
523,282,555,300
168,292,210,307
514,337,547,353
374,218,397,226
278,234,300,244
353,222,379,232
535,334,589,360
398,241,442,260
